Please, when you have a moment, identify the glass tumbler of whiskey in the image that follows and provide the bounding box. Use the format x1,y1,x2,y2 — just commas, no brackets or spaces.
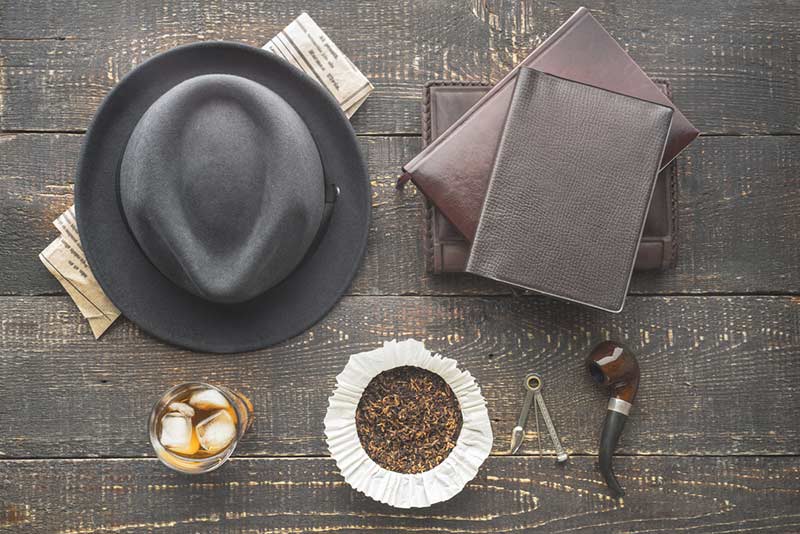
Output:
148,382,254,474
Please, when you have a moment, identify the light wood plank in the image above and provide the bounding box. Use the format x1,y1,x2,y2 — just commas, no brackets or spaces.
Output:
1,133,798,296
1,457,798,533
0,0,798,134
0,295,797,458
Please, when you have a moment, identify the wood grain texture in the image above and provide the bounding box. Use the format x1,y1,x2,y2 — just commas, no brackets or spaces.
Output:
1,0,798,530
2,133,798,297
0,295,797,458
1,457,798,533
0,0,798,134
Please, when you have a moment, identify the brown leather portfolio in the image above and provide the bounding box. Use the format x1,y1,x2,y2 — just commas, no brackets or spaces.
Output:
422,81,679,273
465,68,673,312
401,7,698,241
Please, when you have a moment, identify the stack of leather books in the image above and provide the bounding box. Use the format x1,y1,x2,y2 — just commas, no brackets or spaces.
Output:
399,7,698,312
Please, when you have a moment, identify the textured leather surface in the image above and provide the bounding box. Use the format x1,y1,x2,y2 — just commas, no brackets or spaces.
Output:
403,7,698,241
466,69,673,312
422,81,678,273
422,82,487,273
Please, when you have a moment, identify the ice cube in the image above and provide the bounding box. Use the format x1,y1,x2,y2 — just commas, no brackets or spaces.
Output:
196,409,237,453
160,413,199,455
168,402,194,417
188,389,230,411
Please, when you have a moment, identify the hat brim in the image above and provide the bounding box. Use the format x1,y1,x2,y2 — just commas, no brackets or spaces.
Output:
74,42,371,353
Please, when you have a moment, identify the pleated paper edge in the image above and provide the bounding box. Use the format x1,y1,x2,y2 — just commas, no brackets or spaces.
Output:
323,339,493,508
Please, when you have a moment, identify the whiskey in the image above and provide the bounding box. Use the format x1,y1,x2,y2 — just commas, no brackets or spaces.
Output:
149,383,253,473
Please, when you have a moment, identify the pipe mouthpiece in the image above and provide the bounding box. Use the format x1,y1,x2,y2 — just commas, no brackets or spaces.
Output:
587,341,639,498
599,409,627,497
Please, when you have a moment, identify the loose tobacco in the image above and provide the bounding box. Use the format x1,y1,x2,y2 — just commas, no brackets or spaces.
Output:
356,366,462,474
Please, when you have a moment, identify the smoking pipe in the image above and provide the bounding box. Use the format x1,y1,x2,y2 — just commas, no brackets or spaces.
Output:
586,341,640,497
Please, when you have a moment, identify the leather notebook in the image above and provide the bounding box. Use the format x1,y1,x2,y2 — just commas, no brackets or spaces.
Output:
422,81,679,274
466,68,673,312
400,7,698,241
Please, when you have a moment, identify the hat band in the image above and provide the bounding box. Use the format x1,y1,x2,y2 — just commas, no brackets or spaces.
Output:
301,181,339,259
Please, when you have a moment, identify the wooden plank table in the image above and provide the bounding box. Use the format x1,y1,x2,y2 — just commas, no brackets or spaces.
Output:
1,1,798,532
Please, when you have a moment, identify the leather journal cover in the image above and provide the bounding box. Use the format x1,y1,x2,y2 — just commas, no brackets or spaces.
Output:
422,81,679,273
401,6,698,241
466,68,673,312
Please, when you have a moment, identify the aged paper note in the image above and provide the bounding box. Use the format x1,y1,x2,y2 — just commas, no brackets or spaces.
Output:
264,12,373,118
39,207,121,338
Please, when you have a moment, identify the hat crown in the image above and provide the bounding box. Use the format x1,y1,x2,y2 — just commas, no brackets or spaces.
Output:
120,74,325,303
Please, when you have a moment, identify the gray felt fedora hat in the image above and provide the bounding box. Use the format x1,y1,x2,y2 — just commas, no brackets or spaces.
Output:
74,42,370,353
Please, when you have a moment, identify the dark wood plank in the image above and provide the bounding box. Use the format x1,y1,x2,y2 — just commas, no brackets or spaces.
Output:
0,295,797,458
1,0,798,134
1,456,799,533
2,133,798,296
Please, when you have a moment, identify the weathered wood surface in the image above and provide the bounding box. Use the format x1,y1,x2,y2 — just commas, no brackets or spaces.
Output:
1,457,798,533
1,0,799,134
1,133,798,297
1,295,797,459
1,0,799,530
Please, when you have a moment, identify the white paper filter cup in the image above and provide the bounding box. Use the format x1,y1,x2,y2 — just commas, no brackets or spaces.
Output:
324,339,493,508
